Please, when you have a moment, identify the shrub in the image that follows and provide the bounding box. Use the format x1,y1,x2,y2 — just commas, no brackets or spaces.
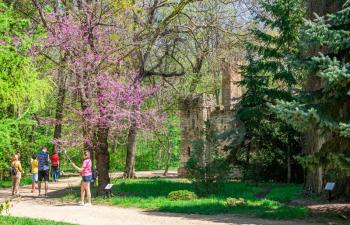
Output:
185,122,231,196
168,190,198,201
0,200,11,215
226,197,246,207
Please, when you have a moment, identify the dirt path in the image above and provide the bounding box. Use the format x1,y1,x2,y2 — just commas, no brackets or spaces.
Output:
0,172,327,225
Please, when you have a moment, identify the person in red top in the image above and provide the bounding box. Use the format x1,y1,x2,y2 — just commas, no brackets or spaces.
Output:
51,148,60,182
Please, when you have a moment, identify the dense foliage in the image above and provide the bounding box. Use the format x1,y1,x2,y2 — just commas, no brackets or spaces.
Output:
0,0,349,200
185,121,231,195
272,2,350,195
110,115,180,171
0,3,51,172
227,0,305,183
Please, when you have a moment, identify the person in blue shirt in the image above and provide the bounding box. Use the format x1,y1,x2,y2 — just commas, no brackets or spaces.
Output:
37,146,50,197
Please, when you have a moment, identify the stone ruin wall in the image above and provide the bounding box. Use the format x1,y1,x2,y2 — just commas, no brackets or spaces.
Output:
178,94,216,176
209,109,235,150
178,61,242,177
221,61,242,108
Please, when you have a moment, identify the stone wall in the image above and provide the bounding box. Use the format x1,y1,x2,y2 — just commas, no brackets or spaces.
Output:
178,94,216,176
178,61,242,177
221,62,242,109
209,109,235,150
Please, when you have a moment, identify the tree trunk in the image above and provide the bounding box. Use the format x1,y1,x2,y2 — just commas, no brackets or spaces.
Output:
303,128,327,194
163,138,171,176
305,166,323,194
123,122,137,178
287,154,291,183
53,63,67,146
306,0,344,19
303,0,344,194
95,127,110,195
111,138,117,153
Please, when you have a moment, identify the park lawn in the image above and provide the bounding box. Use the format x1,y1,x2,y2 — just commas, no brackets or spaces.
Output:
62,178,309,220
0,215,75,225
0,176,32,188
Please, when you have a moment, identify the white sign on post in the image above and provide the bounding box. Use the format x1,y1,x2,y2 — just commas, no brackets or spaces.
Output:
105,184,113,190
325,182,335,191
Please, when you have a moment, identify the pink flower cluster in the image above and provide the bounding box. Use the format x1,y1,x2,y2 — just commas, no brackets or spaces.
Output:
33,9,163,148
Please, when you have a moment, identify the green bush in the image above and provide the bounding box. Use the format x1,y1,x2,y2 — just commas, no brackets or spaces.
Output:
185,127,230,195
226,197,246,207
168,190,198,201
0,201,11,215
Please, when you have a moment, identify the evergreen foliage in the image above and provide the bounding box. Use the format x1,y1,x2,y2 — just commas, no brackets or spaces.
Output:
228,0,305,182
271,3,350,195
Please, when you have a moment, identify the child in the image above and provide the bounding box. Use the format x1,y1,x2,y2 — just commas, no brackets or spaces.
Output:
70,151,92,206
11,154,23,196
51,149,60,182
30,154,38,193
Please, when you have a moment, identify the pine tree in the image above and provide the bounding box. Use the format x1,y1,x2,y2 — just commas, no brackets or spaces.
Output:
230,0,305,182
272,2,350,195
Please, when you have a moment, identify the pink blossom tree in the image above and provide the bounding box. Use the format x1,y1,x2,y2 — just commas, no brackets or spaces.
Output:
33,6,161,193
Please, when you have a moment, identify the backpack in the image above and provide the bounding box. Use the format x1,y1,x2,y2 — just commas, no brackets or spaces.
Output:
38,151,49,169
92,169,98,182
10,166,17,176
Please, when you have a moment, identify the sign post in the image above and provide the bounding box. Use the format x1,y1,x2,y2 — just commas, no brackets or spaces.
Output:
325,182,335,202
104,184,114,198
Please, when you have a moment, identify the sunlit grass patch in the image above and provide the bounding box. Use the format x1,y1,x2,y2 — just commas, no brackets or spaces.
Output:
0,216,75,225
266,183,303,202
0,177,32,188
108,179,309,219
56,178,310,220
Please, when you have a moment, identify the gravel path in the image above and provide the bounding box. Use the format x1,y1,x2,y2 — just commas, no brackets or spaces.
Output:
0,172,325,225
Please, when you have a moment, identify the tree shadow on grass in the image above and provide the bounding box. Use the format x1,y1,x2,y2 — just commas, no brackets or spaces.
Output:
142,210,311,225
110,179,268,198
156,200,310,220
112,179,194,198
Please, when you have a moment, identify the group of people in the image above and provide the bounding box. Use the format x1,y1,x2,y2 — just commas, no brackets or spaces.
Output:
29,146,58,196
10,147,93,206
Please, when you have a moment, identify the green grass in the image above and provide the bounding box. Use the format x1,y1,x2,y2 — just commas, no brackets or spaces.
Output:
0,216,75,225
61,178,310,220
0,177,32,188
265,183,303,202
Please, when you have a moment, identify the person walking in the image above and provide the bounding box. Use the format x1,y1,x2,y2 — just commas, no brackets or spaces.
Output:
37,146,50,197
30,154,38,193
70,151,92,206
11,153,23,196
51,149,60,182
